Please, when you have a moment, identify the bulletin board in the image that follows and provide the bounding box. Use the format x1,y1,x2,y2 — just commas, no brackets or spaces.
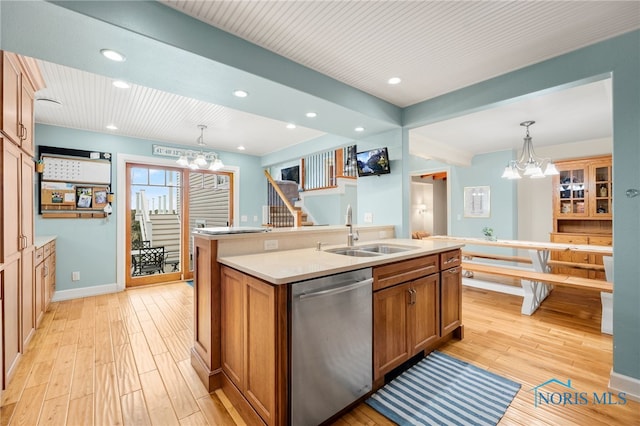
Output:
38,146,113,219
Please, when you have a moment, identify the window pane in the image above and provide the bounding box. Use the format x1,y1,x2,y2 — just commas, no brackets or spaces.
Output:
149,169,165,186
166,170,180,187
131,167,148,185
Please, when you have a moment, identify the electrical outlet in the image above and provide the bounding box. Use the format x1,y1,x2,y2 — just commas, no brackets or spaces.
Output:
264,240,278,250
72,271,80,281
241,215,248,222
364,212,373,223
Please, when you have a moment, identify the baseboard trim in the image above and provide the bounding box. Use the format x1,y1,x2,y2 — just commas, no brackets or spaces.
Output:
609,369,640,402
51,283,121,302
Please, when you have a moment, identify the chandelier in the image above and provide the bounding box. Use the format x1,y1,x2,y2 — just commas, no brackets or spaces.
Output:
501,121,558,179
176,125,224,171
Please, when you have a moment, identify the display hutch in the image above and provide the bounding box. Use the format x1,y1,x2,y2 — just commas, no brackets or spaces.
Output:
550,155,612,279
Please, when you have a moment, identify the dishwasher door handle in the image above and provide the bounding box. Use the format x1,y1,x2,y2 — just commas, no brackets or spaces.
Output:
298,278,373,300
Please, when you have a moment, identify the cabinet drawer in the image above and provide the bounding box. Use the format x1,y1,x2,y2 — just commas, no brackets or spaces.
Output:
589,236,612,246
374,255,439,291
44,242,52,257
550,234,589,245
440,249,461,270
35,247,44,264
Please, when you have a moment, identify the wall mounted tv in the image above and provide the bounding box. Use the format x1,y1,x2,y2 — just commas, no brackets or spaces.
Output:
356,147,391,177
281,165,300,183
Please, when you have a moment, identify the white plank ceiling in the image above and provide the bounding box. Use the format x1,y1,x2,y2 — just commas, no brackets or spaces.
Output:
33,1,640,157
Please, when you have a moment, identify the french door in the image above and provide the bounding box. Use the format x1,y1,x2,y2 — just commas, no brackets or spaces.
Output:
125,163,232,287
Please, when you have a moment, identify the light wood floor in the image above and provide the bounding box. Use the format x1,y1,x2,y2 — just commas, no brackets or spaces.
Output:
1,281,638,425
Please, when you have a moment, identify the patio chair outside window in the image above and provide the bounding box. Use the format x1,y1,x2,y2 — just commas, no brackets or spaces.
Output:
132,240,151,250
132,246,165,276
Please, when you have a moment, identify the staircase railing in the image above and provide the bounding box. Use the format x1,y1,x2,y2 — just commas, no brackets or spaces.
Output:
264,170,302,227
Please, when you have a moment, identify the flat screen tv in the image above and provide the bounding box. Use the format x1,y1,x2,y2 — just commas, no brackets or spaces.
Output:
281,165,300,183
356,147,391,177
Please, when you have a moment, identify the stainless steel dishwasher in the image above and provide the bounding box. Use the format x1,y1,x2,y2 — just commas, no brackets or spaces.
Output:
291,268,373,426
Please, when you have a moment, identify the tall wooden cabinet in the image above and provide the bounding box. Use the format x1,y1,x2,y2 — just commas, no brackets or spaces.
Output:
1,50,43,389
551,155,612,279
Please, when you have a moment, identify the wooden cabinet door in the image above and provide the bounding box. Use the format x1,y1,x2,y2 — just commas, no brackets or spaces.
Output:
1,52,21,144
221,266,244,388
244,275,276,425
555,165,588,217
21,248,34,347
373,283,410,379
3,140,21,260
409,274,439,353
0,270,3,389
589,162,612,218
19,76,34,156
34,260,44,327
21,153,34,247
2,259,20,385
441,266,462,336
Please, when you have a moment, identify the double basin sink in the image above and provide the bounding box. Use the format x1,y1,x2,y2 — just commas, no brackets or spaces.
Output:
325,243,418,257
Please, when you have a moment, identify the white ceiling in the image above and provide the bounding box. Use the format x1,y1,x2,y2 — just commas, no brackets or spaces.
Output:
31,1,640,158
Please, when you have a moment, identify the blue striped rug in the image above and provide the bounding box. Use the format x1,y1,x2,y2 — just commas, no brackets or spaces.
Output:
366,351,520,426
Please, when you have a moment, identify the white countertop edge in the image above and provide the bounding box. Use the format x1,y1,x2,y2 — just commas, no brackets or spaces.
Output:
35,235,57,248
193,224,393,240
218,239,464,284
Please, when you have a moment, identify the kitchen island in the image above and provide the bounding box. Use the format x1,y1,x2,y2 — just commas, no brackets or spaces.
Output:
191,226,464,426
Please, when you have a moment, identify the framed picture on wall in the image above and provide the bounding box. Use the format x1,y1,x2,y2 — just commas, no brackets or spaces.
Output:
463,186,490,218
76,187,93,208
93,187,109,209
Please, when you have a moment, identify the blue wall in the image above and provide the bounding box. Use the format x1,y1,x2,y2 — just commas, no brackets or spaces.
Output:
35,124,263,291
355,129,404,234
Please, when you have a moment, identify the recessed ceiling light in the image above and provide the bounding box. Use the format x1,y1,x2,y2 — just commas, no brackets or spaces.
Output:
355,126,365,132
112,80,130,89
106,124,118,130
237,146,246,151
100,49,126,62
388,77,402,85
306,112,317,118
233,89,248,98
286,123,296,129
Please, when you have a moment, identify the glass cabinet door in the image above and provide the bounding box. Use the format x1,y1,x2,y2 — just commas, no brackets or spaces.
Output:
592,164,612,217
558,167,587,216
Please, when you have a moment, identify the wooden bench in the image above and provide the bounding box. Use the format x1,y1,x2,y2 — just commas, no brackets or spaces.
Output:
461,261,613,334
461,261,612,292
462,250,605,272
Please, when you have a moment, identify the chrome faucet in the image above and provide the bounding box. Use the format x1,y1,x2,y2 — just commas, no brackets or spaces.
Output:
345,204,358,247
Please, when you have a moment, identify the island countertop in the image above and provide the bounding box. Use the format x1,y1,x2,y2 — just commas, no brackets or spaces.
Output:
217,238,464,284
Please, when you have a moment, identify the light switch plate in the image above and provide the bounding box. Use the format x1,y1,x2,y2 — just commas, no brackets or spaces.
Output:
364,212,373,223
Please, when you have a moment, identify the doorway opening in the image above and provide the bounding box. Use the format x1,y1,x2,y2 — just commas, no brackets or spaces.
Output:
125,163,232,287
410,171,448,238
